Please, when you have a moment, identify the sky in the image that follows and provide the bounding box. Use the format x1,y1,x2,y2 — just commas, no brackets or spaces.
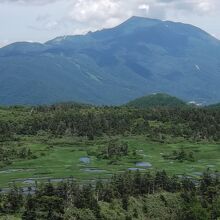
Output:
0,0,220,47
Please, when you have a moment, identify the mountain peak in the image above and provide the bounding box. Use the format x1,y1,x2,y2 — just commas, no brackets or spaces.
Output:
0,17,220,105
105,16,162,37
127,16,161,22
120,16,161,28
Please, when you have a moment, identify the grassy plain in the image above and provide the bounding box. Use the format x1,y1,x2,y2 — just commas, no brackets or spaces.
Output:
0,135,219,188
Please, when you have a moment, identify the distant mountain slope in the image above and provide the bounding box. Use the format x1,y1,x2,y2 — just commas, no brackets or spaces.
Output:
126,93,187,108
0,16,220,105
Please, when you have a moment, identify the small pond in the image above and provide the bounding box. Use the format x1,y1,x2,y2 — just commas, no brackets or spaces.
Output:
81,168,106,173
0,169,35,174
79,157,91,164
14,177,69,185
136,162,152,168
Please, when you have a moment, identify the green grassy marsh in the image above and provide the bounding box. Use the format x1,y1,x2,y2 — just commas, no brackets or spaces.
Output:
0,135,219,188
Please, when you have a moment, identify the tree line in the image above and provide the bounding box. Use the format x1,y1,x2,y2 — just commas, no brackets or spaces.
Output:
0,169,219,219
0,104,220,141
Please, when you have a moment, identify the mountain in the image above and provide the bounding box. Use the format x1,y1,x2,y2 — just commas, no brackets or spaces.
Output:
126,93,187,108
0,16,220,105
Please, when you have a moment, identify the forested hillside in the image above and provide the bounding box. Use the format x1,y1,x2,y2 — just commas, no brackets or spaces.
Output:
126,93,187,108
1,16,220,105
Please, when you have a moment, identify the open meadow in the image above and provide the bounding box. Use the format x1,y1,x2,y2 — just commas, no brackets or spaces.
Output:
0,135,219,189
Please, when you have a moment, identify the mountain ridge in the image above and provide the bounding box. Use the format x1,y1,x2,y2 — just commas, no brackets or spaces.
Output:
0,16,220,105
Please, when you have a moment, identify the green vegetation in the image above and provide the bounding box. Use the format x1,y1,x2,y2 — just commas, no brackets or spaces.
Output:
0,144,35,168
0,103,219,187
0,135,219,188
96,140,129,160
162,148,195,162
0,103,219,219
0,102,220,141
0,170,219,219
126,93,187,108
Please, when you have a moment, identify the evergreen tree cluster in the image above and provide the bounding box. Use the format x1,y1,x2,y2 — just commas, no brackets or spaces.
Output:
0,170,219,219
97,140,129,160
0,144,34,168
163,149,195,162
0,104,220,141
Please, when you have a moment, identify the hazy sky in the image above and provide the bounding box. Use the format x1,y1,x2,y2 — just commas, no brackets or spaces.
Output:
0,0,219,47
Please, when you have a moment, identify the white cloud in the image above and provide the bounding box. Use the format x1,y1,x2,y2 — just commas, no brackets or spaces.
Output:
51,0,218,35
197,1,213,12
0,0,220,45
1,0,59,5
139,4,150,14
0,40,10,48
